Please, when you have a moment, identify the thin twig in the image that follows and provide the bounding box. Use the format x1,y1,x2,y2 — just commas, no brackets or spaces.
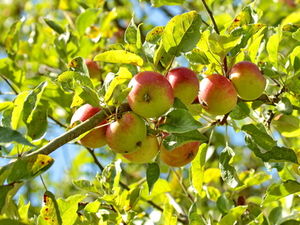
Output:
200,0,229,76
172,168,195,203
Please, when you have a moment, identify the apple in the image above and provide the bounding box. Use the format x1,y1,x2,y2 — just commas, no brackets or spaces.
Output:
229,61,266,100
198,74,237,115
71,104,107,148
106,111,147,154
128,71,174,118
160,141,200,167
122,135,159,163
166,67,199,105
85,59,101,79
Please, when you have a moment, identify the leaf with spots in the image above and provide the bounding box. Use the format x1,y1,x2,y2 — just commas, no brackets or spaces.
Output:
0,154,54,184
39,191,62,225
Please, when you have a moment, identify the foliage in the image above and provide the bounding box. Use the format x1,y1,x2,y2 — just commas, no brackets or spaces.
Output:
0,0,300,224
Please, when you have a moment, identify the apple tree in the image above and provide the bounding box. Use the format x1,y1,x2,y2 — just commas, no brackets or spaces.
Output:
0,0,300,224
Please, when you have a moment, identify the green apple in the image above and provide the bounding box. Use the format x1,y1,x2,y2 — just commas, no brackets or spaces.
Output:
160,141,200,167
229,61,266,100
198,74,237,115
71,104,107,148
106,111,147,154
128,71,174,118
122,135,159,163
166,67,199,105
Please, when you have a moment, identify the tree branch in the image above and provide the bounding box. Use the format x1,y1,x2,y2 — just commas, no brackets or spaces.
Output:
26,105,116,157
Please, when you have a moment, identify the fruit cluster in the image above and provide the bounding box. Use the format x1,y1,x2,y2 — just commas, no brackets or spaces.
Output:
72,61,266,167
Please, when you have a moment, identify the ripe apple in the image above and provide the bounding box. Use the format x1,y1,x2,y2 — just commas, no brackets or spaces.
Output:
198,74,237,115
85,59,101,79
106,111,147,154
122,135,159,163
128,71,174,118
160,141,200,167
71,104,107,148
166,67,199,105
229,61,266,100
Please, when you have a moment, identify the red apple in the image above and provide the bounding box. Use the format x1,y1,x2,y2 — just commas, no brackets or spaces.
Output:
128,71,174,118
71,104,107,148
106,112,147,154
229,61,266,100
122,135,159,163
198,74,237,115
160,141,200,167
85,59,101,79
166,67,199,105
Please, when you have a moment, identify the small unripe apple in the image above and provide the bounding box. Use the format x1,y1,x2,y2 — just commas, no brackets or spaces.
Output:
229,61,266,100
85,59,101,79
128,71,174,118
122,135,159,163
106,112,147,154
160,141,200,167
71,104,107,148
166,67,199,105
198,74,237,115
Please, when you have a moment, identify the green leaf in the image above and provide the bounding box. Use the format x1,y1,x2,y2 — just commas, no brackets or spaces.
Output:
129,186,141,209
151,0,184,7
230,101,250,120
104,67,132,105
145,26,164,44
188,203,206,225
4,21,22,55
26,105,48,140
162,11,201,56
276,97,293,115
0,102,13,112
68,57,89,76
11,91,30,130
235,171,271,191
227,6,258,32
191,144,207,195
57,194,85,225
162,202,177,225
159,108,202,133
266,26,282,68
146,163,160,193
0,126,34,146
162,130,207,151
153,41,174,70
73,179,98,193
242,124,276,150
0,154,54,184
44,18,65,34
125,18,138,45
268,207,282,225
245,137,298,163
289,46,300,73
185,49,209,65
218,206,247,225
38,191,62,225
219,147,241,188
0,219,28,225
22,81,48,124
75,8,100,35
208,34,242,57
263,180,300,204
0,182,22,212
217,193,235,214
94,50,144,66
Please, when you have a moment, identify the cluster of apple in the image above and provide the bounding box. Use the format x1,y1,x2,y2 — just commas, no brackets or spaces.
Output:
71,61,266,167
